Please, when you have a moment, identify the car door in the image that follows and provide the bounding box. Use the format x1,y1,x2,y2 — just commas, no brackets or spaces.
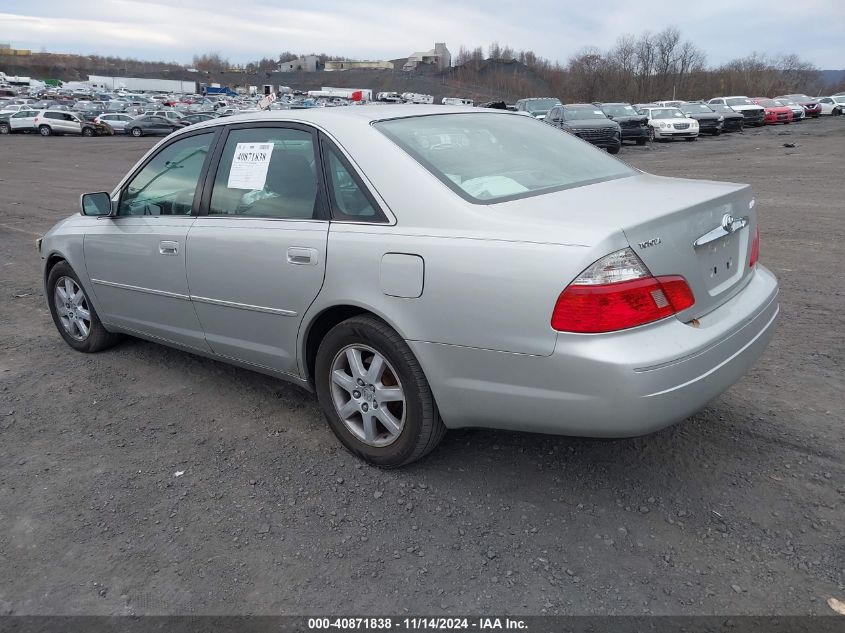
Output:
83,130,218,350
10,109,36,131
185,123,329,375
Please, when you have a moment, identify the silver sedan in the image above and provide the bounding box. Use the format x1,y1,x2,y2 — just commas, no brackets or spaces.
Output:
38,106,779,466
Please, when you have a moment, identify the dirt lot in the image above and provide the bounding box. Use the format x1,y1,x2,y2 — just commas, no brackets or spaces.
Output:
0,119,843,616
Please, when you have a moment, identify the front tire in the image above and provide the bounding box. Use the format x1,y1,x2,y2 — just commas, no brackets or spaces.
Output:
315,315,446,467
130,127,143,137
636,138,646,146
0,122,9,134
82,127,94,137
607,145,620,155
685,137,697,142
47,261,121,353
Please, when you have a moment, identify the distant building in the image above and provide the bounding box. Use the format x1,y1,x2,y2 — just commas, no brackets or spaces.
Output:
403,43,451,72
0,43,32,56
277,55,322,73
324,60,393,71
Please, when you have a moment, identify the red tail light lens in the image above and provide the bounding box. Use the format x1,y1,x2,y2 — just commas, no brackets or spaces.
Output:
551,248,695,333
552,276,694,333
749,225,760,268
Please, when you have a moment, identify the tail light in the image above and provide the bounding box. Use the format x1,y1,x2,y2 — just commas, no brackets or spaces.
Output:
749,225,760,268
551,248,695,333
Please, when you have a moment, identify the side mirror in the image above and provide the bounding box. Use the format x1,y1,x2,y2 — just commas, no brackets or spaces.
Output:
80,192,113,216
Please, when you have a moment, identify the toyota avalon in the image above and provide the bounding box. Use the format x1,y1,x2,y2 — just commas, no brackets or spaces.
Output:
38,106,779,466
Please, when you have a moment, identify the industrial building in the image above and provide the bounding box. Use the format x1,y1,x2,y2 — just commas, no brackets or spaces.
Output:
324,60,393,71
277,55,323,73
403,43,451,71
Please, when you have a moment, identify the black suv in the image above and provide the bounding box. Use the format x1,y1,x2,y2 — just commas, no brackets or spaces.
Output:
546,104,622,154
597,103,649,145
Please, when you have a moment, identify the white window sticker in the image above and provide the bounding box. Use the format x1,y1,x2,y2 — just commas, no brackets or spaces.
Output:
593,110,604,115
227,142,274,190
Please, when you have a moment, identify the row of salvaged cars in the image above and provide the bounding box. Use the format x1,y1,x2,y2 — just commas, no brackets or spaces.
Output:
512,93,844,153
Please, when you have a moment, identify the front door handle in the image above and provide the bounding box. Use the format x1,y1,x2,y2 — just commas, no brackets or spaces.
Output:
287,247,318,266
159,240,179,256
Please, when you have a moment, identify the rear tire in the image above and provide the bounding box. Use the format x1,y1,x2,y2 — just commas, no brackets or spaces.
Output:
46,261,121,353
315,315,446,468
685,137,697,141
38,125,52,136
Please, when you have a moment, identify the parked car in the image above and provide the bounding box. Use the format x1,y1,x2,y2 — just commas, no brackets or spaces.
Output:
514,97,562,120
546,104,622,153
814,96,845,115
750,98,793,124
638,106,700,141
37,106,778,466
774,94,822,118
1,108,40,133
0,103,28,114
708,97,765,127
772,98,805,121
704,103,745,132
142,109,185,121
678,103,724,135
32,110,109,136
95,113,136,132
181,113,220,125
0,110,11,134
596,103,650,145
125,115,187,137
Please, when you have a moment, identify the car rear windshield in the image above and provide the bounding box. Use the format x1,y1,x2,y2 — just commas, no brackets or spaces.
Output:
682,104,714,113
601,104,638,116
523,99,560,112
564,107,609,121
374,113,634,204
650,108,686,119
726,98,755,106
756,99,777,107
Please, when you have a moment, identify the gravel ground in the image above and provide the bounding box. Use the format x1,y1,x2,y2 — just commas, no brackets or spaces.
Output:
0,118,843,616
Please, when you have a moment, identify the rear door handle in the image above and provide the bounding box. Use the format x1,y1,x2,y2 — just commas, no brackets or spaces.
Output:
159,240,179,255
287,247,318,266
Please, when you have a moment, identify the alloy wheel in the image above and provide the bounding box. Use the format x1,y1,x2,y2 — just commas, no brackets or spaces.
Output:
329,344,406,447
53,276,91,341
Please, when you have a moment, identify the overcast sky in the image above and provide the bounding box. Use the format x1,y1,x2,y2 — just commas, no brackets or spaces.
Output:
1,0,843,68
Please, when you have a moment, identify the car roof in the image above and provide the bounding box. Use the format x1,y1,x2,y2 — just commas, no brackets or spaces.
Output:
176,105,515,135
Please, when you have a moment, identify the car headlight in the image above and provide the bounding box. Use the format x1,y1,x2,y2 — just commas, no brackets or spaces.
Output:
691,121,698,127
718,116,724,122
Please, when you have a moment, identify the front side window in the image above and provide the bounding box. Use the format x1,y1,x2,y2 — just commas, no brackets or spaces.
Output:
209,127,320,219
118,133,214,216
323,143,385,222
375,113,634,203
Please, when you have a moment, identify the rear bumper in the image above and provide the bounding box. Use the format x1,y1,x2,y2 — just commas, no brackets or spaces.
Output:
412,265,779,437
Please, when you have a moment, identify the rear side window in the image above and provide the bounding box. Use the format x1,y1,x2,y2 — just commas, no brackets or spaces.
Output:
209,127,321,220
375,113,634,204
322,141,386,222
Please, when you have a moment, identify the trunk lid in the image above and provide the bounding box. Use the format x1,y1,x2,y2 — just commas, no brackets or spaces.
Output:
493,173,758,319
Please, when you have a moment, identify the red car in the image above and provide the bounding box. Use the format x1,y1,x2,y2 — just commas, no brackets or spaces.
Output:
751,98,793,124
775,94,822,118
